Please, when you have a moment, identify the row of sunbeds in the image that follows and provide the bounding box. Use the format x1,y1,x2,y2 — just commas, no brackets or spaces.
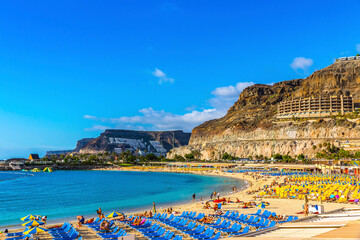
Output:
153,209,298,238
5,230,30,240
5,223,82,240
48,222,82,240
86,209,297,240
126,218,182,240
153,212,243,238
220,209,298,225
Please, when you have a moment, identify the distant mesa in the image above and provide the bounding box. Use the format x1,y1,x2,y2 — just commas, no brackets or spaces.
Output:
44,129,191,157
77,129,191,156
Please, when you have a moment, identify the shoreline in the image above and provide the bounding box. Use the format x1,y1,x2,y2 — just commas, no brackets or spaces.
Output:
0,169,249,230
1,167,352,238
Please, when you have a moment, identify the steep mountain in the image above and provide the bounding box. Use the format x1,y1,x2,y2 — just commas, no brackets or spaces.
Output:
168,59,360,160
78,129,191,154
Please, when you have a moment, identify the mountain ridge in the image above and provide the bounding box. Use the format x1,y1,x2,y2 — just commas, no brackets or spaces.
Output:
168,59,360,160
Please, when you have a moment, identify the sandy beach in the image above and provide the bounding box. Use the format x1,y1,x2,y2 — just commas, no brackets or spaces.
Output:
0,167,351,240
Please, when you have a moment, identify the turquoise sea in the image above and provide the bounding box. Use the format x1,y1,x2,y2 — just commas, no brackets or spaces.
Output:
0,170,245,227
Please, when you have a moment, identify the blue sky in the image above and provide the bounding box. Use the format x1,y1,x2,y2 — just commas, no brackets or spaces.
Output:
0,0,360,158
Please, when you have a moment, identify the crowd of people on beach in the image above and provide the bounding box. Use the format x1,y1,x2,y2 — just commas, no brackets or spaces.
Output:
59,170,360,236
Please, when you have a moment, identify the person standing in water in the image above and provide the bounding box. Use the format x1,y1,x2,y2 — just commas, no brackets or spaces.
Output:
192,193,196,201
96,207,102,218
153,202,156,213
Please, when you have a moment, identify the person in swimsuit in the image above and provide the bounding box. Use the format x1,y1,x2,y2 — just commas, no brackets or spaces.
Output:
77,216,85,227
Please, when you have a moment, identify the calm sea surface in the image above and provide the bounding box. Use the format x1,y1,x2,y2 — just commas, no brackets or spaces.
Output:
0,170,245,227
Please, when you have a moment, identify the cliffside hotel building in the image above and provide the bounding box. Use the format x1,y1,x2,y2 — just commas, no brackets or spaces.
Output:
277,95,355,118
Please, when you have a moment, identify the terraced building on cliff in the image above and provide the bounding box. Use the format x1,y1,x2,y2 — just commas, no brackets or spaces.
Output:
277,95,355,118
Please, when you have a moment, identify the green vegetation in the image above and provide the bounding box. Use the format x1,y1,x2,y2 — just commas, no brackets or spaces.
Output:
270,153,312,164
40,150,170,166
315,142,360,160
222,152,236,160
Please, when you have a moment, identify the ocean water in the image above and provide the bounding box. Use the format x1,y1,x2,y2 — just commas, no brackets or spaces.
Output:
0,170,245,227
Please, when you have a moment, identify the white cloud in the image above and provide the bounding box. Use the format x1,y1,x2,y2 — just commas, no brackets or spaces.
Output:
290,57,313,72
84,108,225,132
209,82,254,110
83,115,97,120
84,81,255,132
152,68,174,84
84,125,110,131
356,44,360,53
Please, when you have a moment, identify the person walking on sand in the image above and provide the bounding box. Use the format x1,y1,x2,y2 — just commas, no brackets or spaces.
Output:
304,194,309,217
304,203,309,217
192,193,196,201
210,193,213,199
217,192,220,200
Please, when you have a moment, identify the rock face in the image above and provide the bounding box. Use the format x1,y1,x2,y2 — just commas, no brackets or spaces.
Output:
78,130,191,154
168,59,360,160
74,138,96,152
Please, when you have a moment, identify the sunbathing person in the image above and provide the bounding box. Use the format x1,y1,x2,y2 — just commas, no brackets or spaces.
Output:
100,220,110,231
213,203,218,212
85,218,95,224
132,217,142,226
215,210,223,215
77,215,85,227
199,216,213,223
203,201,211,209
114,214,126,221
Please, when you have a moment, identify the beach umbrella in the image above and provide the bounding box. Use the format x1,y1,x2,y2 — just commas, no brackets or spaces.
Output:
257,203,266,208
21,214,41,221
23,226,48,235
22,220,44,227
107,211,124,218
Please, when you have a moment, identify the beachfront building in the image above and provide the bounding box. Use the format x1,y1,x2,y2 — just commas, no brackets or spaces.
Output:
28,154,40,161
337,56,360,61
277,95,355,119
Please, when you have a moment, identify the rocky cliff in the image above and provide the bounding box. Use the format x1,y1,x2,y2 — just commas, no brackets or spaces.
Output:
78,129,191,154
74,138,96,152
168,59,360,160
